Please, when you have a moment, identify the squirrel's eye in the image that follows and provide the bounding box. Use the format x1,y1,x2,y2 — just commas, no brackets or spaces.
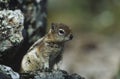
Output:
58,29,65,35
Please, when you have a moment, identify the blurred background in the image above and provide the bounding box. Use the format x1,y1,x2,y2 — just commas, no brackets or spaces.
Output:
47,0,120,79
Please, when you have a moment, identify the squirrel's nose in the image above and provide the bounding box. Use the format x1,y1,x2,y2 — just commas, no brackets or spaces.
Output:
69,34,73,40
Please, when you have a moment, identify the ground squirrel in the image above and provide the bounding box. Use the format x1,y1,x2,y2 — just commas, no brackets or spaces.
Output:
20,23,73,73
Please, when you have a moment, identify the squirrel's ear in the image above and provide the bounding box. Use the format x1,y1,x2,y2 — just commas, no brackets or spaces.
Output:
51,23,57,30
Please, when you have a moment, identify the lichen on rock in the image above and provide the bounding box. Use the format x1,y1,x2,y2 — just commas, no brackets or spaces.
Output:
0,10,24,52
0,65,20,79
20,70,85,79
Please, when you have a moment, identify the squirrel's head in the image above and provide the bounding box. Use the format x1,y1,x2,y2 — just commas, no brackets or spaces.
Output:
48,23,73,42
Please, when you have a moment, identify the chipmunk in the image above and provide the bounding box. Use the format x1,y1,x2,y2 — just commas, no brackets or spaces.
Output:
20,23,73,73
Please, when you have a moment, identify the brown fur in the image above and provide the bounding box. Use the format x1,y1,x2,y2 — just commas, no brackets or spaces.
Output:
20,23,73,73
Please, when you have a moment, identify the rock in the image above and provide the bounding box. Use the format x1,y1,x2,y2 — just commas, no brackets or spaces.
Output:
0,65,85,79
0,72,12,79
0,65,20,79
21,0,47,43
0,10,24,52
20,70,84,79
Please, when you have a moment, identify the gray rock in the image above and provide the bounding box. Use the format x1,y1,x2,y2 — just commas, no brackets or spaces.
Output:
0,65,20,79
0,10,24,52
20,70,84,79
21,0,47,43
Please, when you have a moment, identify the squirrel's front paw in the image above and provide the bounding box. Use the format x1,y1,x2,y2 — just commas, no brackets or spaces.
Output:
44,68,51,72
43,63,51,72
53,64,60,71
